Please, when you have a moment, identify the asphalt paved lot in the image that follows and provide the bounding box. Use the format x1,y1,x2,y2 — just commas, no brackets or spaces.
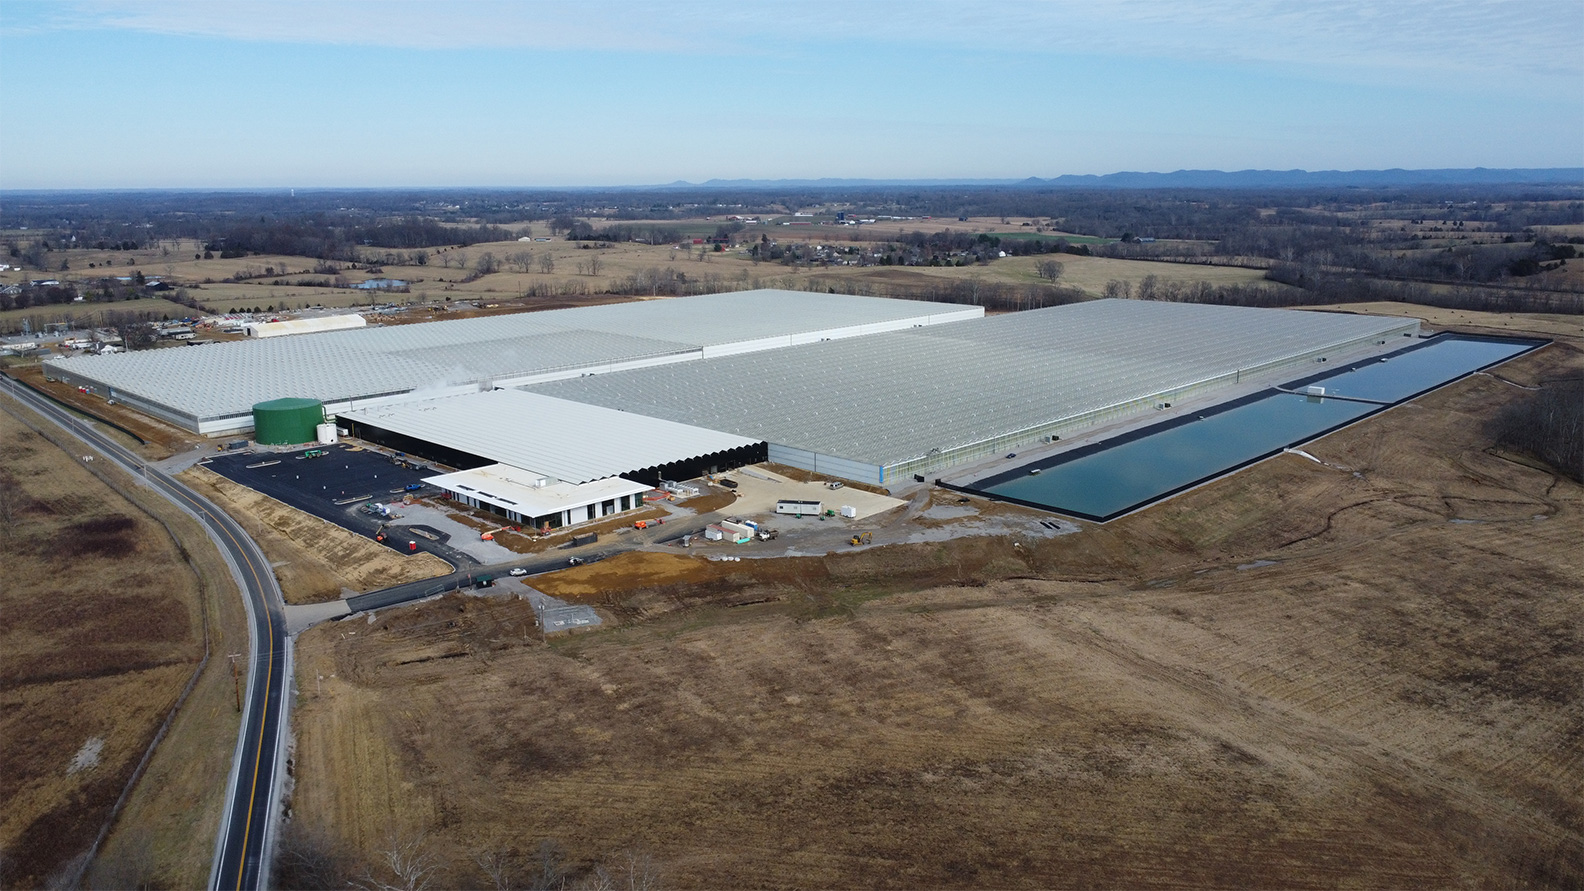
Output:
203,445,474,565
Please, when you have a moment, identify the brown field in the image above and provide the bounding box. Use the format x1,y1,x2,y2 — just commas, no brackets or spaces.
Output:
0,297,200,332
0,394,243,889
1311,301,1584,341
7,225,1292,324
797,252,1281,299
284,313,1584,888
178,467,452,603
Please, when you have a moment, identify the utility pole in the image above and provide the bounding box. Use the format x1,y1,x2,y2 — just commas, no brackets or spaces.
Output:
227,653,243,712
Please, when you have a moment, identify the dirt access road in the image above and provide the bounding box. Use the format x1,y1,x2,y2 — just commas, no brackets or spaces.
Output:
283,314,1582,888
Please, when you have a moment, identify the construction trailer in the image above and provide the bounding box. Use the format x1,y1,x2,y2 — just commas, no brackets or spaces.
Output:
719,520,756,543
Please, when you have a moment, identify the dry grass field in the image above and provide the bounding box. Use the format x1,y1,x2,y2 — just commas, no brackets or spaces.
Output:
0,395,224,888
797,252,1281,299
0,297,199,332
4,222,1284,326
284,314,1583,888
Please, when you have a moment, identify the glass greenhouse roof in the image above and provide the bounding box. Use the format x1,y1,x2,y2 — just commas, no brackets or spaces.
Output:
528,300,1420,469
43,290,974,423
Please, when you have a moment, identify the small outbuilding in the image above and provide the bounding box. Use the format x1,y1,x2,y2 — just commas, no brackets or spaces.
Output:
244,315,366,338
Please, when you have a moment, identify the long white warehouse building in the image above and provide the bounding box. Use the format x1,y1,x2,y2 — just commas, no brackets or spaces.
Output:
41,290,981,434
528,299,1421,484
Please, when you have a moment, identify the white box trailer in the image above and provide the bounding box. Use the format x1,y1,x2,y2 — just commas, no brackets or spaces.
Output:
720,520,756,543
776,499,822,516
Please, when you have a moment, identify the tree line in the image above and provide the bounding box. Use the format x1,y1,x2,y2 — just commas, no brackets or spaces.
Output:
1488,379,1583,483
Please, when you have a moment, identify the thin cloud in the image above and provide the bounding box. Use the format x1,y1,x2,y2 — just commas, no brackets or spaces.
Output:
32,0,1583,88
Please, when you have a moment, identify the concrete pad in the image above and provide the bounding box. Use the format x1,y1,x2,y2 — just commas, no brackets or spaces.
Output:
390,502,517,563
285,598,351,635
719,465,905,522
518,584,601,632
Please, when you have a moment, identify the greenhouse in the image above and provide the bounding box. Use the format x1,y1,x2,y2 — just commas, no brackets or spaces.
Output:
39,290,980,434
338,389,764,485
528,299,1421,484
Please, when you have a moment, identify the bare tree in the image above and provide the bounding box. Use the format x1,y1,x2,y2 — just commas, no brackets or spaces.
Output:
1035,259,1064,283
352,832,445,891
475,252,499,275
273,822,351,890
575,848,662,891
531,838,570,890
474,849,516,891
586,253,602,276
508,250,534,273
538,253,555,274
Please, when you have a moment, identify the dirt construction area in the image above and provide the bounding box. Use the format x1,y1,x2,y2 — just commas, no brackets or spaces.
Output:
283,314,1583,888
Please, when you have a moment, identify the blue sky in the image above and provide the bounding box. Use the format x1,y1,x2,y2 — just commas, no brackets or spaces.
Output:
2,0,1580,188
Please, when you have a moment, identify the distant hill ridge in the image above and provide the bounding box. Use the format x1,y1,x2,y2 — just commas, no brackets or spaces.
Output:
661,168,1583,190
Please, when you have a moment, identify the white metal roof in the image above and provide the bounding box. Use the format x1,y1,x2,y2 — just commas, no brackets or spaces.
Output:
244,315,366,337
42,290,978,425
424,464,651,518
527,299,1420,469
339,389,761,484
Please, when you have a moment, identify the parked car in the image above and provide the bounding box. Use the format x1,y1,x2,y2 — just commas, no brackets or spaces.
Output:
508,567,527,576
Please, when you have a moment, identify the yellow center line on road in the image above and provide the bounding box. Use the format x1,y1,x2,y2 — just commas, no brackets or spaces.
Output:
14,381,279,889
154,472,277,891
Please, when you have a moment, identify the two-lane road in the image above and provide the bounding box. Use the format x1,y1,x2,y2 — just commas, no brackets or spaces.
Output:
0,376,285,891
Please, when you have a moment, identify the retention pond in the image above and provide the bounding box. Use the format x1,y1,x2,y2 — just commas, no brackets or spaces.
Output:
947,334,1545,522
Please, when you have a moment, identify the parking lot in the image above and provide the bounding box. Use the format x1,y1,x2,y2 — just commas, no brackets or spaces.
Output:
201,444,470,563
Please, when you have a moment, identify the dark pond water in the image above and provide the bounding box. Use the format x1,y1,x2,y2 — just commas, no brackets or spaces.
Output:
966,335,1542,521
1293,336,1535,403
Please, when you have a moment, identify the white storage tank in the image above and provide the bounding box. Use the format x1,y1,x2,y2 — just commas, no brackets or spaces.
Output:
316,422,339,445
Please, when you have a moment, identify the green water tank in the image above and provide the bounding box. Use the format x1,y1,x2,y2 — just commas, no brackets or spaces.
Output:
252,397,324,445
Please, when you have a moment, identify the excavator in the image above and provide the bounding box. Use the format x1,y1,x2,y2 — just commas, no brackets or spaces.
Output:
849,532,872,546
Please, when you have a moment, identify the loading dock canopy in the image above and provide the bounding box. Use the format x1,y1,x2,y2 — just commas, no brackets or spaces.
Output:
339,389,762,485
425,465,650,522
